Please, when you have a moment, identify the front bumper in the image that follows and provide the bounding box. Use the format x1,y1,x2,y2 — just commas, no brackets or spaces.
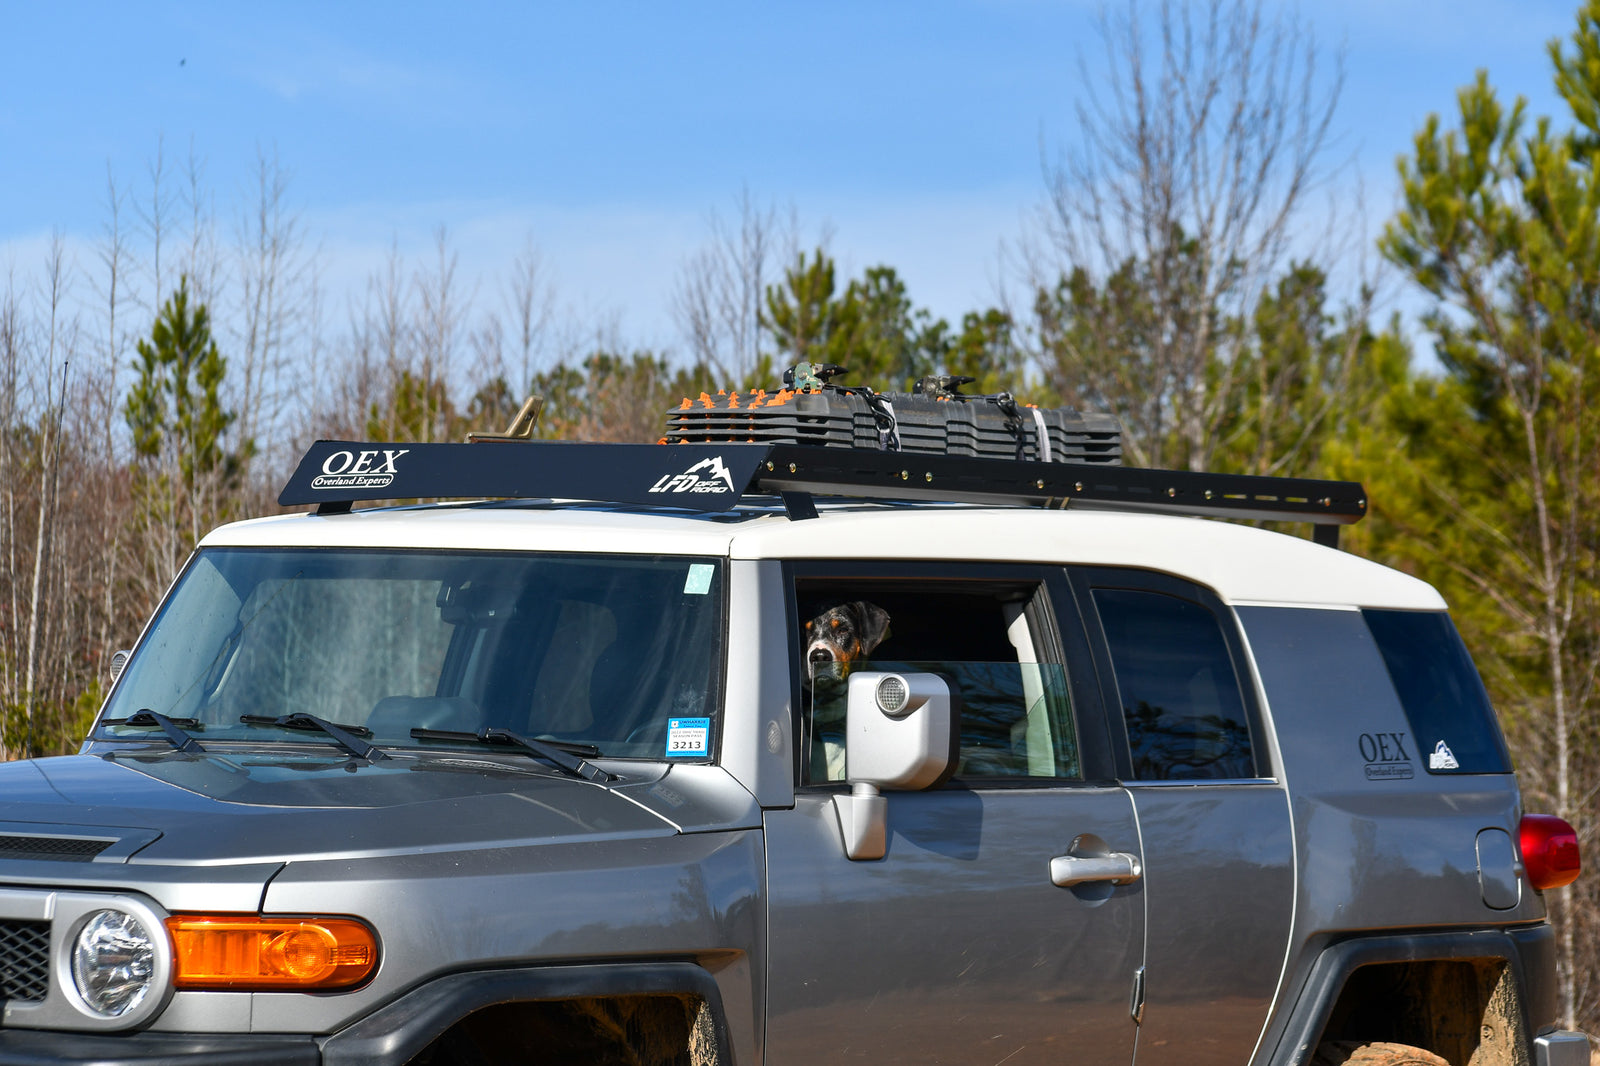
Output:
0,1029,319,1065
1537,1030,1591,1066
0,960,734,1066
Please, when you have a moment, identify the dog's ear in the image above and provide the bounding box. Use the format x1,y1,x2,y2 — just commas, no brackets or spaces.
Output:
854,601,891,655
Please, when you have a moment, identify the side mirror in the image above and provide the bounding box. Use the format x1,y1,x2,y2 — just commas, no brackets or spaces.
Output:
108,650,132,683
833,672,958,861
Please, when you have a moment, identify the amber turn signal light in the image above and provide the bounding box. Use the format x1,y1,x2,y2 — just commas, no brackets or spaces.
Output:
166,916,378,991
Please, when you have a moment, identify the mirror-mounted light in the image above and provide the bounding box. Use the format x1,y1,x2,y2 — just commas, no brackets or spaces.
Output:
874,675,910,716
833,672,960,862
107,650,131,683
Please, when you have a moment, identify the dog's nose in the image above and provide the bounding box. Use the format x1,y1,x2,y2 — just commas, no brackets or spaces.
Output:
809,647,834,664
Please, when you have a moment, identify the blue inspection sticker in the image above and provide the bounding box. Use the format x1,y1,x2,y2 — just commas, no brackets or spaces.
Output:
683,563,714,595
665,717,711,757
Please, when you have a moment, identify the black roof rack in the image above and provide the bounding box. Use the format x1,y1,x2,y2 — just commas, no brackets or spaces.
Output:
279,439,1366,546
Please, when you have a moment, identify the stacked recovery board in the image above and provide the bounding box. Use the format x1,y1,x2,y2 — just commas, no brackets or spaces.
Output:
663,387,1123,466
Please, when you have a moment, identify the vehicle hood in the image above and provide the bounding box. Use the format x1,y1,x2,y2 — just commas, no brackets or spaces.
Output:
0,751,755,865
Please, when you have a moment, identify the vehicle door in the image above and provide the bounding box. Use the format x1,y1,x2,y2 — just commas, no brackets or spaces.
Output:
1067,567,1296,1066
762,563,1144,1066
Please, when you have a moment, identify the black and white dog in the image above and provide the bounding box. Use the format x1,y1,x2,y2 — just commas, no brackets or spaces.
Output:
801,600,891,687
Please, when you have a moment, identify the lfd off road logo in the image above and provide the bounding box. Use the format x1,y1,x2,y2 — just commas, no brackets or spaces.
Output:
649,457,736,495
310,449,410,490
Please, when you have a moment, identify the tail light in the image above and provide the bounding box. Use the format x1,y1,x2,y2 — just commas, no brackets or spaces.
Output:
1520,814,1581,890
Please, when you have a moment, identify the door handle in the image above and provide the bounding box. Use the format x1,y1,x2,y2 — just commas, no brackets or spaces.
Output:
1049,851,1142,887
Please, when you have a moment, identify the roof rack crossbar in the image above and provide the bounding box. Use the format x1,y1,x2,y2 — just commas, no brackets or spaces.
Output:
279,440,1366,527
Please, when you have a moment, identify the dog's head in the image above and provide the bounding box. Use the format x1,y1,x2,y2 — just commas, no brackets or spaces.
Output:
802,600,891,686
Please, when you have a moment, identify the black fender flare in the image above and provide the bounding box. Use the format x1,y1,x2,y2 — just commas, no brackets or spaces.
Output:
319,960,732,1066
1264,925,1553,1066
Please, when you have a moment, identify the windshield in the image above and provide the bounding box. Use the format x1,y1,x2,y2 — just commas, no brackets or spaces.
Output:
98,548,725,759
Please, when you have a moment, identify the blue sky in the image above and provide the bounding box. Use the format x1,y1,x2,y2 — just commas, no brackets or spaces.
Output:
0,1,1581,353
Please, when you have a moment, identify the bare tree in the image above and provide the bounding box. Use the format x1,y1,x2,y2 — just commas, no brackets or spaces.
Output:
411,227,471,441
287,256,330,453
0,272,21,750
90,166,135,664
136,136,177,316
23,236,73,757
179,141,221,305
234,147,308,469
1033,0,1343,470
418,228,467,381
505,232,554,392
329,241,414,442
374,240,410,374
344,234,471,445
94,166,136,414
673,190,795,387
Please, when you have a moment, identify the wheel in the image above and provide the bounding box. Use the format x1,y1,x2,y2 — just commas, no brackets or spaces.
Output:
1311,1042,1451,1066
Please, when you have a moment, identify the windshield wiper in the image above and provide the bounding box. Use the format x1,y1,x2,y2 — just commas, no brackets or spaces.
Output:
102,710,205,753
410,727,611,783
240,713,389,761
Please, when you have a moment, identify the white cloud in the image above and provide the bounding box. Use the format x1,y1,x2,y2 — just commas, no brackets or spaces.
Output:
236,32,472,121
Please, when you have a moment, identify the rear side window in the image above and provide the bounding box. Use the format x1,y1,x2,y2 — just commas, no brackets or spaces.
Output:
1092,588,1256,780
1362,609,1512,774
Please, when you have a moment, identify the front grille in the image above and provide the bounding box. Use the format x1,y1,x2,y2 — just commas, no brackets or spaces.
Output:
0,836,110,862
0,921,50,1002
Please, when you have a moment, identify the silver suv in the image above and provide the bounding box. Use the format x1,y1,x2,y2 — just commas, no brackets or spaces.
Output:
0,429,1584,1066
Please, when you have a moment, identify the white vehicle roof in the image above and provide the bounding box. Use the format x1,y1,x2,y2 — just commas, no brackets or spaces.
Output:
202,502,1444,611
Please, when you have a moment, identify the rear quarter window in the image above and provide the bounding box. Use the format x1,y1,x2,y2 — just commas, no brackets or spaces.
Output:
1092,587,1256,781
1362,609,1512,774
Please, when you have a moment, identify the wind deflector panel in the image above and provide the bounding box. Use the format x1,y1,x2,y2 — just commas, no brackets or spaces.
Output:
279,441,771,512
753,445,1366,525
279,438,1367,528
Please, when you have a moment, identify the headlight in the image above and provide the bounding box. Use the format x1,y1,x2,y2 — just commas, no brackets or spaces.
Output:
71,910,157,1017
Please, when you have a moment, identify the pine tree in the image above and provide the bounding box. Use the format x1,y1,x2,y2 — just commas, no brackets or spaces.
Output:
1379,6,1600,1029
124,275,249,573
762,251,860,372
760,251,959,391
126,275,247,490
945,309,1024,395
